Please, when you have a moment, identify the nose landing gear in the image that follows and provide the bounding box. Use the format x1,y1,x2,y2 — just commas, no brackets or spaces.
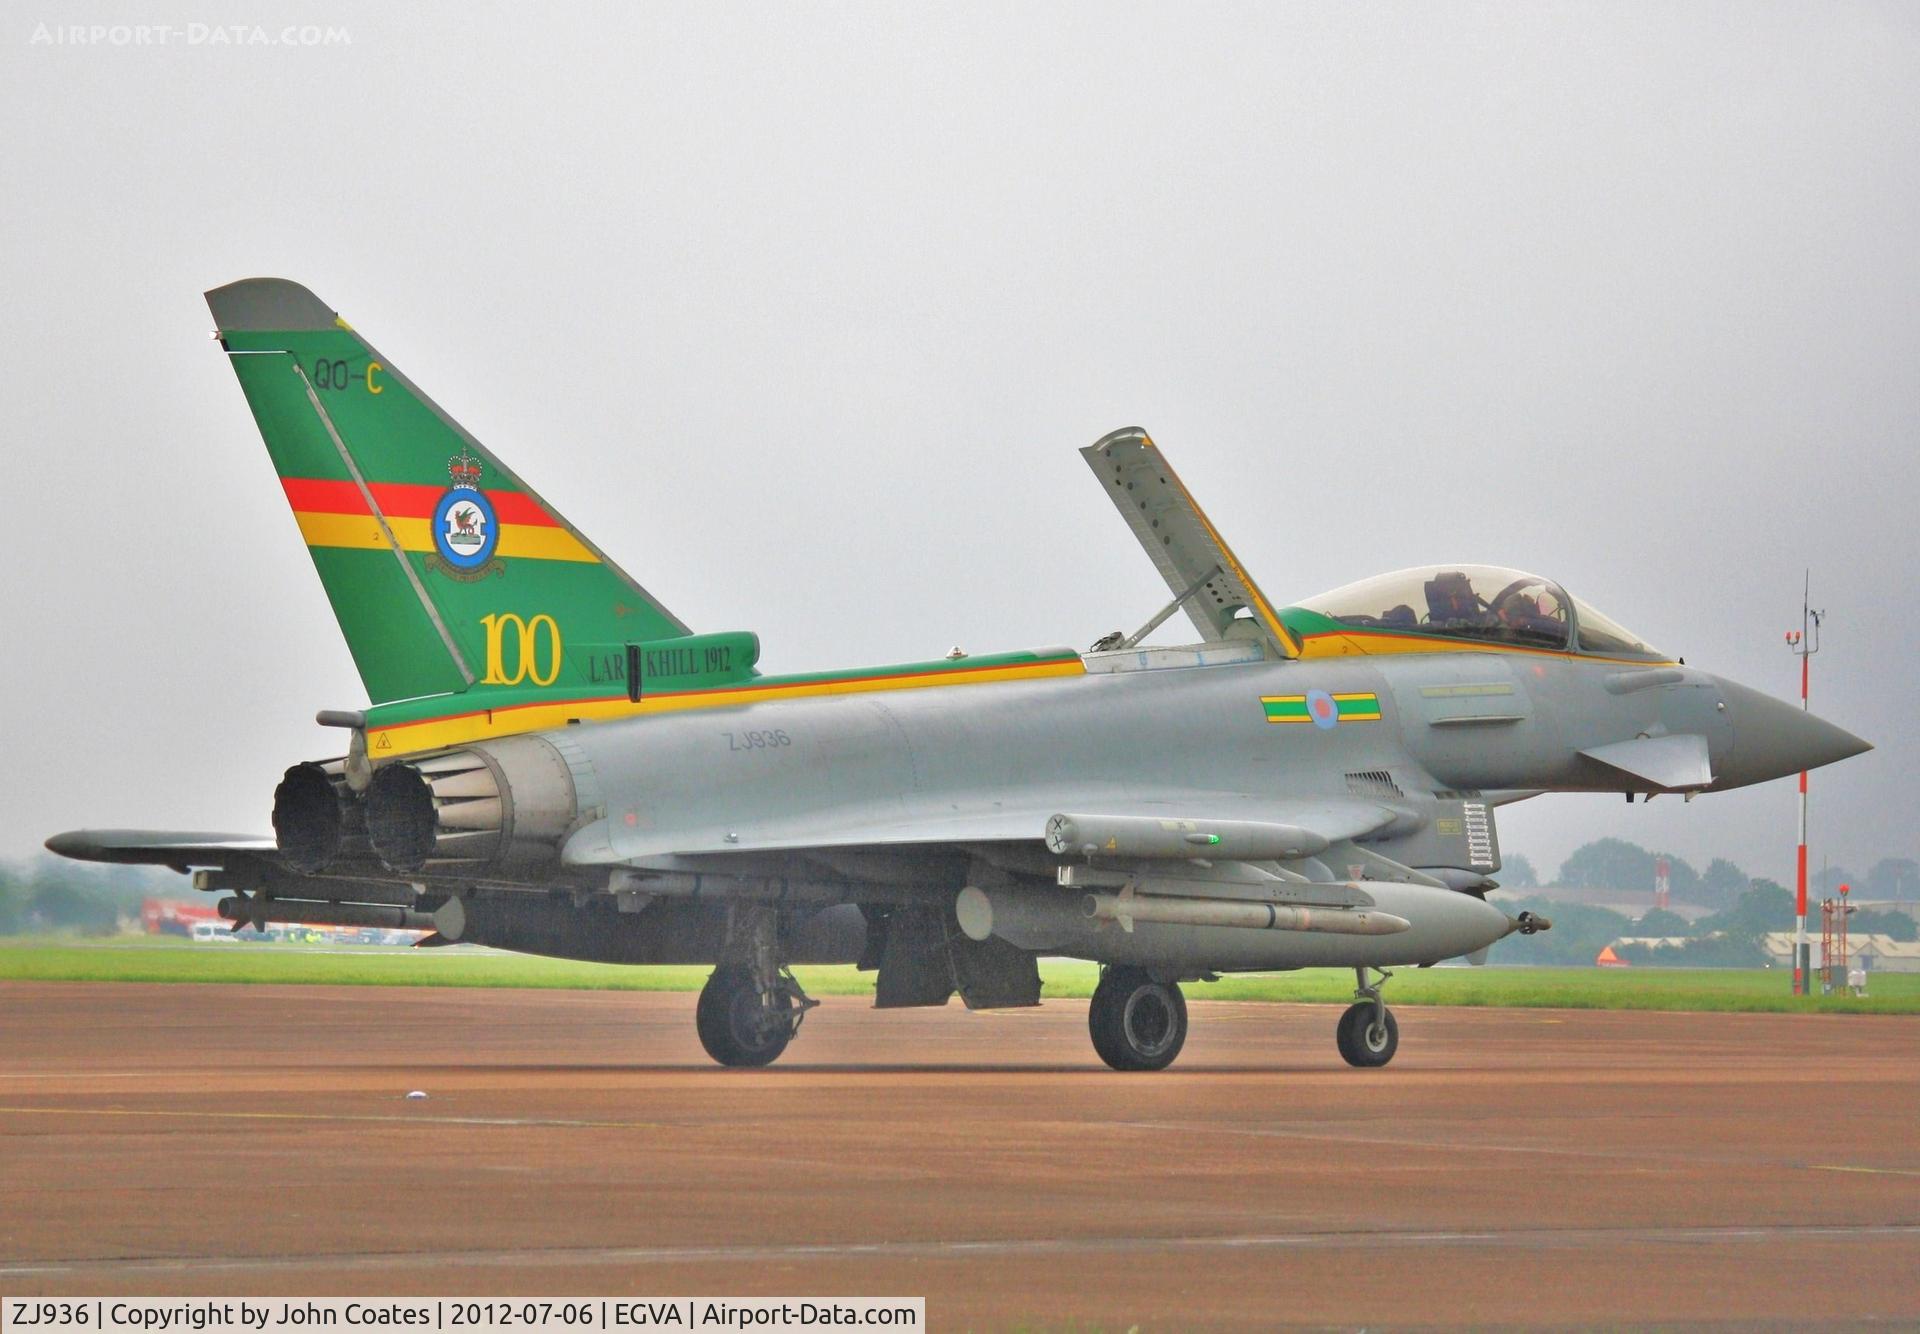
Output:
1336,965,1398,1068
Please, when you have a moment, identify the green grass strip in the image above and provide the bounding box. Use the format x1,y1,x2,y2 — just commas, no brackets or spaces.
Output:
1,940,1916,1013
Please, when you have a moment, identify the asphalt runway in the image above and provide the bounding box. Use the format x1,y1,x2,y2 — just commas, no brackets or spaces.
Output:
1,981,1915,1328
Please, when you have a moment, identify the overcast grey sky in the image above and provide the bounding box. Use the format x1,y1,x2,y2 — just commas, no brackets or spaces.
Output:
2,2,1914,883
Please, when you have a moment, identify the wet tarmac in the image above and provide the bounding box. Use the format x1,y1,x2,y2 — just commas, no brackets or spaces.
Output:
1,982,1914,1328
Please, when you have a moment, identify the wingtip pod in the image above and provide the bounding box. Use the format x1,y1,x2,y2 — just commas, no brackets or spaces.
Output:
43,829,275,864
205,277,339,333
43,830,92,860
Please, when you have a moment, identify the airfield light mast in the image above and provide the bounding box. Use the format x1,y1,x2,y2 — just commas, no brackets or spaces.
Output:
1783,573,1823,996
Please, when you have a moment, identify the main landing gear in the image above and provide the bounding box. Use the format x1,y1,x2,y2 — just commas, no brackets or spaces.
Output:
1335,965,1398,1068
1084,963,1404,1072
1089,965,1189,1071
695,910,818,1068
696,965,812,1066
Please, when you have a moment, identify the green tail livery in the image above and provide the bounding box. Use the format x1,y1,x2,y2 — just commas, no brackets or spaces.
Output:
208,277,700,708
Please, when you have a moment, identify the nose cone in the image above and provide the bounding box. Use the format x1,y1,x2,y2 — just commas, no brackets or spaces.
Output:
1711,678,1872,790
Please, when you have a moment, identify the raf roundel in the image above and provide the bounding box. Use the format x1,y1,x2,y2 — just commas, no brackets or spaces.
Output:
432,485,498,570
1305,688,1340,730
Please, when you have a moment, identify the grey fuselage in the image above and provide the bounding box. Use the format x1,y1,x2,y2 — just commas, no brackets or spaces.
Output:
564,650,1730,859
510,642,1846,975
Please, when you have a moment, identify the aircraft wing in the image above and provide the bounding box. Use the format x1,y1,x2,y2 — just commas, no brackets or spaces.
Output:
564,793,1399,865
1081,428,1300,659
55,796,1408,891
44,829,278,870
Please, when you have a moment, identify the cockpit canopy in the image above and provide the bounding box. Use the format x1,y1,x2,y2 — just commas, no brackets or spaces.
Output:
1288,564,1665,659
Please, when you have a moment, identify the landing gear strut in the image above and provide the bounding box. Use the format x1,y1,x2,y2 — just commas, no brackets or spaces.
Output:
1335,965,1398,1068
1089,965,1188,1071
695,909,818,1068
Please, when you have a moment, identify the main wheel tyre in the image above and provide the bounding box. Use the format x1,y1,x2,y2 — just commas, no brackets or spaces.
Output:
1088,966,1188,1071
695,966,794,1068
1335,1001,1398,1068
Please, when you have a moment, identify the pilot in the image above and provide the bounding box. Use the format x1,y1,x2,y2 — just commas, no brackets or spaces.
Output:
1497,588,1564,643
1425,572,1481,626
1498,593,1543,634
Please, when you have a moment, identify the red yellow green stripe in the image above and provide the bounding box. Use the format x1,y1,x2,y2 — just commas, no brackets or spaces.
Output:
281,477,598,564
366,652,1087,757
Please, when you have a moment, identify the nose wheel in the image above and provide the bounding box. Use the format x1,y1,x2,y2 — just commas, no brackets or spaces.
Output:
1335,966,1398,1068
1089,965,1188,1071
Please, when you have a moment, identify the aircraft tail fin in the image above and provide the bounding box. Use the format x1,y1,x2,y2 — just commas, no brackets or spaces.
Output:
206,278,688,705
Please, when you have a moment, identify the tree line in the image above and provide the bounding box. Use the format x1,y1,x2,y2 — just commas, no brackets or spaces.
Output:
0,857,172,935
1489,875,1916,968
1500,840,1919,911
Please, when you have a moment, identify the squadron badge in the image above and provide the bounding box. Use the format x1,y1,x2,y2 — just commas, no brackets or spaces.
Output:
426,447,505,581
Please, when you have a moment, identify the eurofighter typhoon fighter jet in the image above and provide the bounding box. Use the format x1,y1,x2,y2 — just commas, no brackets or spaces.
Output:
49,279,1872,1071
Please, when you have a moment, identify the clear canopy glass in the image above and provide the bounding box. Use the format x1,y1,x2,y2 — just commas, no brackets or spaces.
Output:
1294,564,1665,659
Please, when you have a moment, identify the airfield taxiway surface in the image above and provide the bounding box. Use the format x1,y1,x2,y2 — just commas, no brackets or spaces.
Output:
1,982,1915,1328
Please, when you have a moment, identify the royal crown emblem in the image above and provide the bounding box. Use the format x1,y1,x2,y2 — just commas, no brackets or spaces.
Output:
447,447,484,490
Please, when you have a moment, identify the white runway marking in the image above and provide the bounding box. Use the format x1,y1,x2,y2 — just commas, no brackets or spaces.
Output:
4,1223,1917,1278
0,1105,667,1131
1811,1163,1920,1178
1114,1118,1899,1175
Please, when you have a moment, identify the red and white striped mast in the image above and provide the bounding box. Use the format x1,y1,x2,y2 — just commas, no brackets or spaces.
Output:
1784,572,1823,996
